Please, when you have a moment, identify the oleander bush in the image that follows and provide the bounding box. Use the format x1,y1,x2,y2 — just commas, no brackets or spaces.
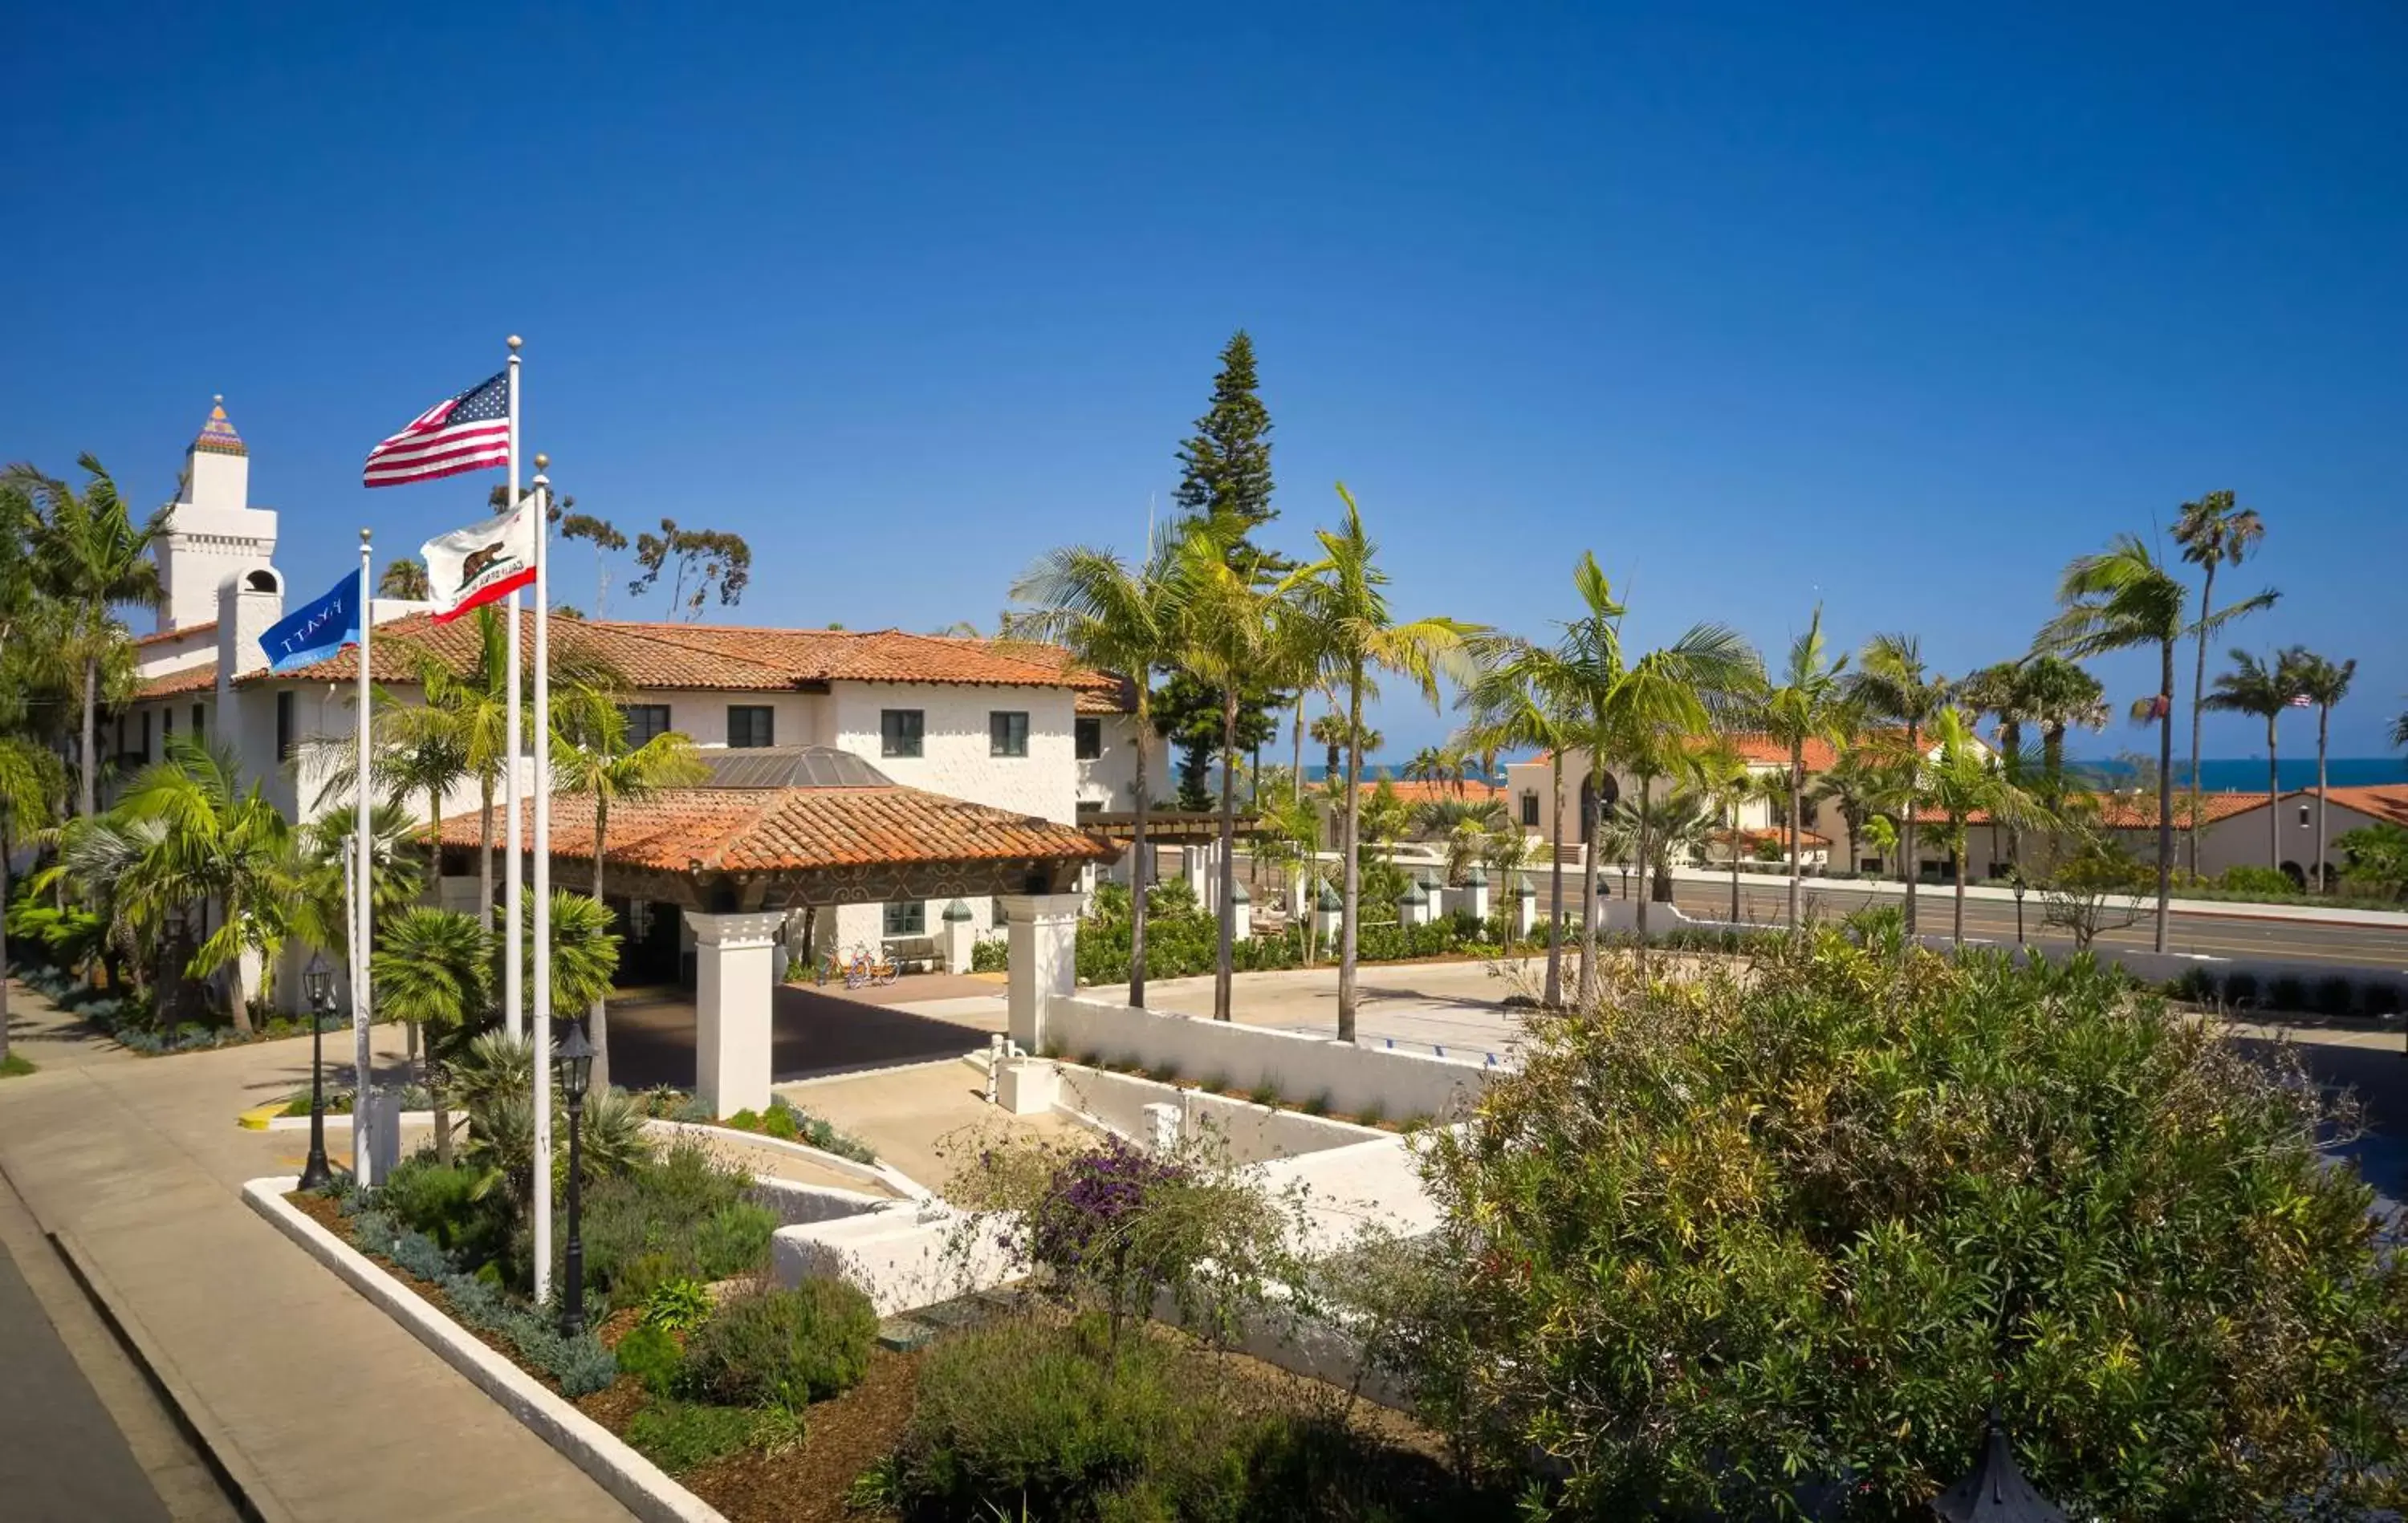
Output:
1407,936,2408,1519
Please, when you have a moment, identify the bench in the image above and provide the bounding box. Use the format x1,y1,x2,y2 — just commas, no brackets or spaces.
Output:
883,935,944,973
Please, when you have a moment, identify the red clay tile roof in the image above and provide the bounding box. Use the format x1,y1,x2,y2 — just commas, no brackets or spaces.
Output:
947,639,1138,713
1710,826,1832,849
433,784,1112,874
134,621,216,648
250,613,1088,692
2296,785,2408,829
1905,791,2277,830
134,661,218,699
1353,779,1507,806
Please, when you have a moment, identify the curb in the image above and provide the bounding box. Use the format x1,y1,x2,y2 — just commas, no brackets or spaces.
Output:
242,1177,726,1523
47,1226,293,1523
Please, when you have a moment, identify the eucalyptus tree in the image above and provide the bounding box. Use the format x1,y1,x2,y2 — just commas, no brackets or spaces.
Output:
1458,642,1579,1005
1283,485,1475,1039
1843,635,1952,934
1752,607,1853,927
2201,650,2301,874
2037,534,2274,951
2282,648,2356,891
2174,491,2268,875
1920,706,2048,945
549,701,705,1088
10,457,166,818
1011,526,1187,1008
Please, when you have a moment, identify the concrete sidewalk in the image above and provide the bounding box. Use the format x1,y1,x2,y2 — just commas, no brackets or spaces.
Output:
0,987,628,1522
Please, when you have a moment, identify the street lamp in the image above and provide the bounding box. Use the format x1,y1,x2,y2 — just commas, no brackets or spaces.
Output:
1929,1407,2067,1521
298,955,336,1191
555,1021,594,1338
2012,875,2027,946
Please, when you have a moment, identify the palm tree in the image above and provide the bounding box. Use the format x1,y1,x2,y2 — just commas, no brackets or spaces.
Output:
549,705,705,1089
2282,648,2356,892
1359,777,1414,868
2037,534,2274,950
521,889,623,1029
2201,650,2299,875
1920,707,2048,945
377,558,431,599
1011,530,1186,1009
1844,635,1952,935
372,908,493,1164
1458,644,1577,1005
0,737,63,1066
1549,554,1760,987
10,457,166,818
1403,745,1449,789
291,802,425,1066
1168,522,1289,1023
1284,486,1474,1040
2174,492,2268,877
113,737,294,1031
1808,745,1892,877
1753,607,1853,927
384,605,517,930
1613,790,1715,904
1690,734,1760,923
1309,711,1350,783
2013,655,2109,811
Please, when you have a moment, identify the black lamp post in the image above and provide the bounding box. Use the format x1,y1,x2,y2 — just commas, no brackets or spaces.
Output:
2012,876,2027,946
1930,1407,2068,1522
555,1022,593,1338
298,955,336,1191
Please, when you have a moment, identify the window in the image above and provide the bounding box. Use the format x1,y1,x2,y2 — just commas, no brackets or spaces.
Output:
1075,717,1103,760
621,704,672,746
990,710,1030,757
275,690,295,762
1521,791,1540,828
137,712,151,764
726,705,775,749
192,703,205,739
881,709,923,757
2299,804,2312,826
164,707,174,738
883,900,926,937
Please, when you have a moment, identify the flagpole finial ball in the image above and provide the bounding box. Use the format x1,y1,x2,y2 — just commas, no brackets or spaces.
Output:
534,453,549,470
507,335,523,351
360,527,372,544
214,393,223,404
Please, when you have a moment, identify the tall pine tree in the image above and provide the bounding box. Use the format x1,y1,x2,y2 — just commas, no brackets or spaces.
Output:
1156,331,1290,807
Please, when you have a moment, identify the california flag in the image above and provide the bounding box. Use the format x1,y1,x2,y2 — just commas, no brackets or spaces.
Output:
421,496,537,624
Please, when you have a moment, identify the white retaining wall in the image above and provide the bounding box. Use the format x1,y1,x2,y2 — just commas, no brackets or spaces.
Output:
1051,1064,1385,1164
1046,996,1491,1123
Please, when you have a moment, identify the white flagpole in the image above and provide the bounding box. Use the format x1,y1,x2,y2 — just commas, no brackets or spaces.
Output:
353,528,376,1187
530,460,555,1305
504,337,525,1042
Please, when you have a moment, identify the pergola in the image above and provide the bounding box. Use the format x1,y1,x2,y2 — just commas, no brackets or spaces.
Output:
433,748,1112,1112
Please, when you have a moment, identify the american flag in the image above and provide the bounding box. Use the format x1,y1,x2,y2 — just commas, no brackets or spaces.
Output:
363,371,510,487
2288,693,2314,708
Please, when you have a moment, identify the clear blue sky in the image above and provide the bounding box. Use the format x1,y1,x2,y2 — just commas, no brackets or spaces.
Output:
7,3,2402,760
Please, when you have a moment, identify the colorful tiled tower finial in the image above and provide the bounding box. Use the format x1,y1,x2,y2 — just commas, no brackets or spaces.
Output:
193,395,246,457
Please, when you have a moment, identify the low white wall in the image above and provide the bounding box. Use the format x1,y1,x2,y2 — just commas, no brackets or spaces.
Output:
1051,1064,1385,1164
746,1176,893,1229
1046,996,1490,1123
769,1202,1020,1317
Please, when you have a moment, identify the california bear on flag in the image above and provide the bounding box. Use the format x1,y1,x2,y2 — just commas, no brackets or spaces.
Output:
421,494,536,623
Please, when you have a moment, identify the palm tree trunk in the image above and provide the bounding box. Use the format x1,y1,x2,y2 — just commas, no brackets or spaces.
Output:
2188,562,2216,880
2266,715,2280,874
1901,723,1921,935
428,786,445,903
1952,826,1967,946
1787,749,1803,928
1633,774,1653,974
80,656,99,818
2154,642,2174,953
1544,753,1564,1008
1578,766,1603,1005
1212,688,1239,1022
1130,699,1152,1008
1337,666,1365,1040
1290,697,1304,806
590,794,610,1094
2316,704,2331,894
478,777,496,930
0,822,12,1068
1727,801,1741,923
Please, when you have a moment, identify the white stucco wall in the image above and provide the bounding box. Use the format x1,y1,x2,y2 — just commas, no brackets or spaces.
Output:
621,689,831,750
1075,713,1169,812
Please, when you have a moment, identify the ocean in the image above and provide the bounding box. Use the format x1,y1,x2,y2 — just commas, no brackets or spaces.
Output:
1294,757,2405,790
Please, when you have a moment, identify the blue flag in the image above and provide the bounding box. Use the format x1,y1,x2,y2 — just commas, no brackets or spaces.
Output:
260,571,364,672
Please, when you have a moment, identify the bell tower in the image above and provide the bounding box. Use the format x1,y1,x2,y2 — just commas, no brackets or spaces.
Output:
156,397,279,633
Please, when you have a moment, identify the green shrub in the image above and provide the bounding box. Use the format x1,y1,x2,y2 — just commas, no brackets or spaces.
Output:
759,1103,799,1141
613,1322,686,1397
377,1155,497,1257
681,1280,877,1407
2163,968,2217,1004
0,1052,34,1078
641,1277,716,1334
580,1140,773,1297
971,936,1009,973
2366,981,2406,1017
1245,1081,1279,1108
723,1107,763,1131
624,1400,763,1473
2313,976,2357,1017
1299,1090,1331,1118
2221,969,2260,1008
2267,974,2310,1013
2219,865,2297,897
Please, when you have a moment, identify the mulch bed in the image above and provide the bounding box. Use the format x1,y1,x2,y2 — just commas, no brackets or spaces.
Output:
674,1350,923,1523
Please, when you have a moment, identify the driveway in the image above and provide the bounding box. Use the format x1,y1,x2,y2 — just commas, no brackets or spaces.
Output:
604,973,1011,1090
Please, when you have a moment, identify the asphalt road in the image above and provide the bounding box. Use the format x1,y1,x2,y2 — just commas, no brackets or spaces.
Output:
0,1233,173,1522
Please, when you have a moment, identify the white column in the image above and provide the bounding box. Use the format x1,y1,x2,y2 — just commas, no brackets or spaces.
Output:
1458,867,1491,922
690,910,784,1117
1182,843,1210,906
1000,891,1083,1050
1399,882,1430,928
1228,880,1253,940
939,900,976,974
1511,876,1537,938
